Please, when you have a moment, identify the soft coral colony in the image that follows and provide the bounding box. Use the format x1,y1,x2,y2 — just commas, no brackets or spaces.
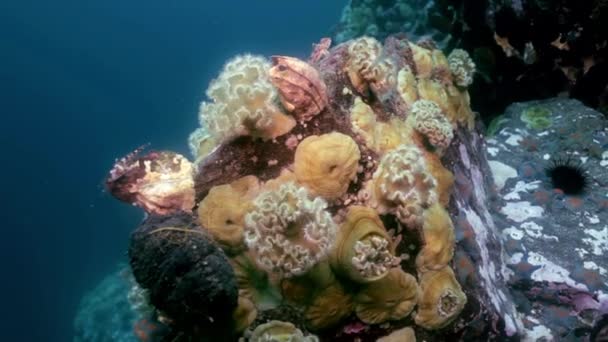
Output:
106,34,476,341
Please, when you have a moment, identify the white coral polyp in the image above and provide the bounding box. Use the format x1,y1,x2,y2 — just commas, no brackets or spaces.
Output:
373,144,438,227
447,49,476,87
352,236,398,279
411,99,454,150
244,182,337,277
198,54,284,140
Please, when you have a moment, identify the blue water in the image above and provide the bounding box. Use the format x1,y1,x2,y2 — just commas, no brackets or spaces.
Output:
0,1,344,340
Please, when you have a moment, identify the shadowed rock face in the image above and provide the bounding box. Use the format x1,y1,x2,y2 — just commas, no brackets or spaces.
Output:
487,98,608,341
334,0,608,119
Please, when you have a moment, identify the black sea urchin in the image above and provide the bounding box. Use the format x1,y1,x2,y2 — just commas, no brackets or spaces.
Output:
546,157,589,195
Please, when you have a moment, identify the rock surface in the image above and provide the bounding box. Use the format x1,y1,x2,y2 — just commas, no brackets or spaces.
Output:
488,98,608,341
73,266,155,342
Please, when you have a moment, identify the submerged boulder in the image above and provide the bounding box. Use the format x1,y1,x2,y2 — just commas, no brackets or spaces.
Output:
488,98,608,341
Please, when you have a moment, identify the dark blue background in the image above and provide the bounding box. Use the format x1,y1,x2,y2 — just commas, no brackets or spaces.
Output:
0,1,344,340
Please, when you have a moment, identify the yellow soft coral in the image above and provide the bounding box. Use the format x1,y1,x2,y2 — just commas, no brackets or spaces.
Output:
409,99,454,151
244,182,337,277
354,268,419,324
397,67,419,107
415,266,467,330
197,175,260,254
350,98,412,155
330,206,398,283
415,203,456,273
197,54,295,142
294,132,361,200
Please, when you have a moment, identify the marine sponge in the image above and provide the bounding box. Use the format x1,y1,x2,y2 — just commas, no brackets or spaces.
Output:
447,49,476,88
197,175,260,254
249,320,319,342
198,54,296,141
330,206,398,283
243,182,337,277
294,132,361,200
354,268,419,324
410,99,454,150
370,144,438,227
415,266,467,330
415,203,456,273
129,213,238,336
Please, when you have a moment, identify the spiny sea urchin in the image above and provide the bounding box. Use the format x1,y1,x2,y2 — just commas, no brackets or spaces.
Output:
546,157,589,195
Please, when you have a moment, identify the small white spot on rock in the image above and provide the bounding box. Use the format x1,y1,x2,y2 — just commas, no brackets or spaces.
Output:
503,226,524,240
489,160,517,191
543,154,550,160
505,134,523,146
582,226,608,256
500,202,544,222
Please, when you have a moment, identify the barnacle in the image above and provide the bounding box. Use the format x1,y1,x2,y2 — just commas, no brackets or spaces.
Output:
330,206,398,283
243,182,337,277
197,54,296,142
197,175,260,254
409,99,454,151
294,132,361,200
369,144,438,227
447,49,476,88
106,150,196,216
354,268,419,324
269,56,328,122
249,320,319,342
415,203,456,273
415,266,467,330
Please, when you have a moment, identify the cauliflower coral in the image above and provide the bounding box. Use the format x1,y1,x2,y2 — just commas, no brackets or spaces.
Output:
369,144,438,227
243,182,337,277
447,49,476,87
410,99,454,150
196,54,295,142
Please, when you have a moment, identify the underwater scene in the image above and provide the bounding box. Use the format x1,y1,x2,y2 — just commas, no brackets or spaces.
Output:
5,1,608,341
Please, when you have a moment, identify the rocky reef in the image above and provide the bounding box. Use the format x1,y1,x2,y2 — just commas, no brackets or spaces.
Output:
488,98,608,341
334,0,608,119
97,33,521,341
88,32,608,341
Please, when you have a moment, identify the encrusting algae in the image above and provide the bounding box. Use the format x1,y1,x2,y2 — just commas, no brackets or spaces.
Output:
107,33,476,341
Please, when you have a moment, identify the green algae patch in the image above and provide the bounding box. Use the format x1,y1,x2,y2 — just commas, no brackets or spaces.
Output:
521,106,552,130
486,115,509,136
